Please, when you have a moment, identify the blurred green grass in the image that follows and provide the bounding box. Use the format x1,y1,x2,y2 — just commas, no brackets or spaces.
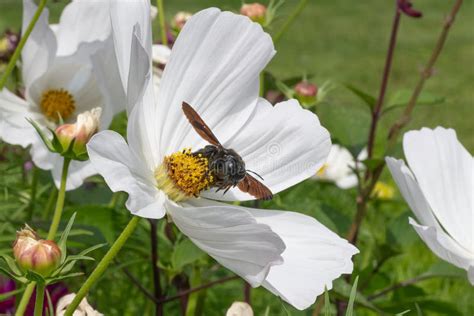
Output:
0,0,472,150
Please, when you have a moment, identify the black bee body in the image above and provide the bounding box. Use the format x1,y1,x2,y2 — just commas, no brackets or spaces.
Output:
194,145,247,192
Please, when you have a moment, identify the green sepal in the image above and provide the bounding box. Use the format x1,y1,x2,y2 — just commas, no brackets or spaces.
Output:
25,270,46,284
27,118,55,152
58,213,76,264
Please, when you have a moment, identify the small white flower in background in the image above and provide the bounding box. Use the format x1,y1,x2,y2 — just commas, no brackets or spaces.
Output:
151,44,171,90
314,145,367,189
87,3,358,310
0,0,125,190
226,302,253,316
386,127,473,285
56,293,103,316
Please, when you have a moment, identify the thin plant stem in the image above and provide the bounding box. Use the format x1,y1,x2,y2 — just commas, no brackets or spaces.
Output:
15,283,35,316
273,0,309,43
33,283,45,316
0,0,48,89
149,219,163,316
347,0,464,245
157,275,240,304
47,158,71,240
64,216,141,316
388,0,464,143
366,5,402,159
367,275,433,301
156,0,168,46
346,1,403,245
122,267,157,303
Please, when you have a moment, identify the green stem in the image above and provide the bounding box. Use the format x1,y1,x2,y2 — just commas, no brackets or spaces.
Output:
273,0,309,43
47,158,71,240
33,283,45,316
0,0,48,90
64,216,141,316
156,0,168,46
15,283,35,316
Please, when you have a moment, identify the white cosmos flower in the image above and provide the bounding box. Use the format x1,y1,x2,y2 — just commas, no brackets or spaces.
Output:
314,144,367,189
56,293,103,316
386,127,473,285
0,0,125,190
87,3,358,310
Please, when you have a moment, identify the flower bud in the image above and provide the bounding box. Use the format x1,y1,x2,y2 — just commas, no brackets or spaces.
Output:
173,12,192,32
294,81,318,105
55,107,101,155
240,3,267,24
13,226,61,277
0,29,20,62
226,302,254,316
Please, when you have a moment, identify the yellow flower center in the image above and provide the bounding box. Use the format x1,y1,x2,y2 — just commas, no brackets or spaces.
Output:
372,181,395,200
316,163,328,176
155,148,214,202
40,89,76,122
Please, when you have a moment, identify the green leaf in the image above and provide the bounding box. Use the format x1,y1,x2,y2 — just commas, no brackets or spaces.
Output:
361,158,384,171
58,212,77,263
64,205,116,243
25,270,45,284
415,303,423,316
0,254,22,276
333,278,382,313
48,272,84,283
383,89,445,114
345,276,359,316
395,310,411,316
324,287,331,316
171,238,206,271
0,288,24,301
344,84,376,110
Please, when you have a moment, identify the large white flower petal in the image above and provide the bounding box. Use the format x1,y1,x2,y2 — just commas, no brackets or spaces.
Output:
404,127,473,251
51,158,97,191
385,157,441,228
21,0,57,88
246,208,358,310
0,89,44,147
166,199,285,287
90,36,126,129
409,218,474,278
109,0,152,104
202,99,331,201
54,0,111,57
156,8,275,155
87,131,165,219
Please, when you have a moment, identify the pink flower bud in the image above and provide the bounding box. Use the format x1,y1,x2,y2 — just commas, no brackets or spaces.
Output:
173,12,192,31
294,81,318,105
13,226,61,277
240,3,267,24
55,107,101,154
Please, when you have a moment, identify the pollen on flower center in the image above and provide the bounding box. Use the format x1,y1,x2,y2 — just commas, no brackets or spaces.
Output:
155,148,214,202
316,163,328,176
40,89,76,122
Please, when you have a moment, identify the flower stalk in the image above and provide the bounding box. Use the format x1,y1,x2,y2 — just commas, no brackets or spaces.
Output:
156,0,168,46
0,0,48,89
347,0,464,246
64,216,141,316
33,283,45,316
47,157,71,240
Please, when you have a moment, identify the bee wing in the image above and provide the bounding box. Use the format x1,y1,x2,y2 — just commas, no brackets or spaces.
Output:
237,174,273,200
182,102,222,146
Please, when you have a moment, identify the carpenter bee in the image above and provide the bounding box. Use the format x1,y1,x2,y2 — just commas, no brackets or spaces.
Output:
182,102,273,200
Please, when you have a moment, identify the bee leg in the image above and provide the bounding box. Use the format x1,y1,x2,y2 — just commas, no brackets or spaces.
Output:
223,185,232,195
